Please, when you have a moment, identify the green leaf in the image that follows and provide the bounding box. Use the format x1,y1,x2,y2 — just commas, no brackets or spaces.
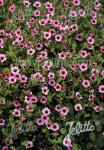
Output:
89,132,96,142
96,125,102,132
73,144,81,150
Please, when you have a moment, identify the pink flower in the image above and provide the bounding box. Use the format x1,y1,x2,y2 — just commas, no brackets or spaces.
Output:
33,1,41,8
40,96,47,104
17,35,23,42
19,13,25,21
0,29,5,36
36,42,43,50
55,104,61,112
23,0,30,7
58,52,66,60
78,9,85,17
15,29,21,36
26,105,33,112
55,34,62,41
82,79,90,88
9,4,16,12
43,61,53,71
60,107,69,116
6,30,14,39
88,44,94,49
24,96,31,104
64,0,69,7
94,0,101,9
8,77,17,84
2,146,8,150
91,18,97,25
93,105,102,112
34,10,40,17
28,18,35,26
70,24,78,31
40,75,45,82
6,139,13,146
74,104,82,111
42,107,51,116
91,68,99,75
100,46,104,53
59,24,68,31
91,11,97,19
30,96,38,103
36,118,44,126
0,54,7,62
45,2,52,8
70,64,76,71
63,137,72,147
87,37,94,45
0,0,4,6
46,18,53,24
41,114,49,124
0,119,5,126
99,85,104,93
25,141,33,149
12,109,21,117
31,28,39,36
13,100,20,107
37,55,43,61
44,31,51,40
48,7,55,15
19,75,27,83
76,92,83,100
0,38,4,47
27,48,35,55
54,83,62,92
42,86,49,95
11,66,19,75
80,50,88,58
39,19,46,26
80,63,88,72
101,70,104,78
49,28,55,35
48,72,55,79
51,123,59,132
40,51,47,59
12,39,20,45
88,94,95,101
53,20,60,27
59,68,67,78
69,10,77,17
75,34,83,41
46,122,52,129
48,79,56,86
73,0,80,6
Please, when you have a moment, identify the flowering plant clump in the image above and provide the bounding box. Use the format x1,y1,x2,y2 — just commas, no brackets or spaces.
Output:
0,0,104,149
